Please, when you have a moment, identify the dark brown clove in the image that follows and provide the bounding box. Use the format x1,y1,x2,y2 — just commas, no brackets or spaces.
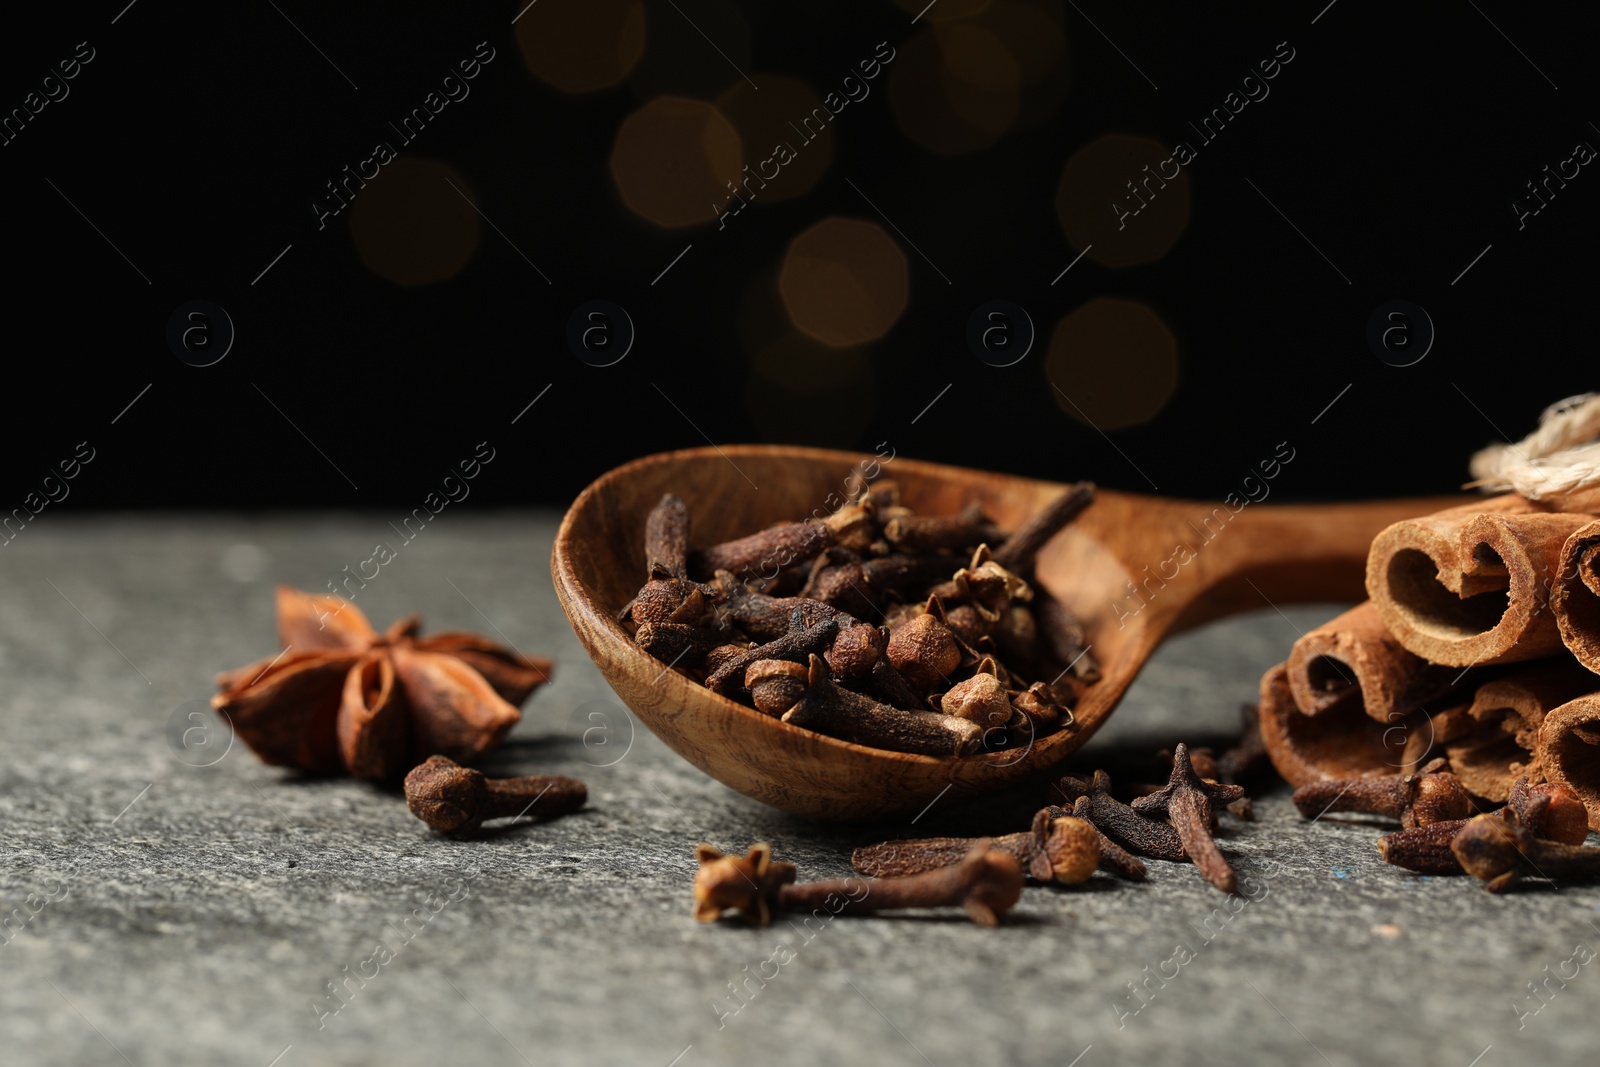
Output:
1067,798,1147,879
990,482,1095,571
696,841,1024,927
885,612,962,694
1053,771,1187,862
1131,744,1246,893
403,755,586,836
645,494,691,579
744,659,810,717
851,809,1101,884
781,656,983,756
1377,776,1589,874
689,521,831,582
1290,758,1474,828
1217,702,1270,783
703,617,841,695
884,502,1000,552
1451,807,1600,893
635,621,727,669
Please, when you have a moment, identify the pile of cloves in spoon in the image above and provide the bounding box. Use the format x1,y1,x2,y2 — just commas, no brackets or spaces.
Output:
622,480,1098,755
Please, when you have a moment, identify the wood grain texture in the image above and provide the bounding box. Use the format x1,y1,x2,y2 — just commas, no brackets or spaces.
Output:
551,445,1462,820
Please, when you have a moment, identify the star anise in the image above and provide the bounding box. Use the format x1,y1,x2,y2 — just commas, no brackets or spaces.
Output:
213,587,553,781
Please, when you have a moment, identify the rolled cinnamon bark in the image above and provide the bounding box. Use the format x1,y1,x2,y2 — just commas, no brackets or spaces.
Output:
1364,495,1591,667
1285,602,1458,722
1538,692,1600,831
1551,519,1600,674
1257,661,1419,787
1436,662,1599,803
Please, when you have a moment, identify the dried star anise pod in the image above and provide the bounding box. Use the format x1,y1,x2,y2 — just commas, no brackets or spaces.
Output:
213,587,552,781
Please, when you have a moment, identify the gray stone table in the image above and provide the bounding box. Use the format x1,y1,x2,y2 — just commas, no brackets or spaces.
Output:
2,515,1595,1066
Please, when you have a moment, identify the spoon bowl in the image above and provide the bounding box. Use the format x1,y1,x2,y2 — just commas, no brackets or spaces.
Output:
553,445,1458,820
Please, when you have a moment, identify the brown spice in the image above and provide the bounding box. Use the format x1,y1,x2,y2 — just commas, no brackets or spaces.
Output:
1054,771,1188,862
851,809,1100,884
1290,758,1474,828
1131,744,1246,893
781,656,983,756
695,840,1024,926
213,587,552,781
403,755,585,836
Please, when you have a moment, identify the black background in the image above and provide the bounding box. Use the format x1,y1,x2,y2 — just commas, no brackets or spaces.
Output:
2,1,1591,512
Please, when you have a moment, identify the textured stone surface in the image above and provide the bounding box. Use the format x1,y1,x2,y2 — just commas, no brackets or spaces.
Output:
2,515,1597,1066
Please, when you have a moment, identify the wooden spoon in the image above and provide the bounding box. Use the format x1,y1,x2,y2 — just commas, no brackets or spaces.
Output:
552,445,1460,820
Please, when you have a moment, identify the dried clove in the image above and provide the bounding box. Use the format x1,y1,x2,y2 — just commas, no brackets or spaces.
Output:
635,622,727,669
744,659,810,717
1290,758,1474,828
403,755,586,836
1217,702,1271,783
990,482,1095,571
645,493,691,579
1451,806,1600,893
1378,777,1590,875
703,617,840,695
1054,771,1187,862
695,840,1024,926
688,521,831,582
885,612,962,694
1131,744,1246,893
851,809,1101,884
781,656,983,756
1067,798,1147,879
884,502,999,552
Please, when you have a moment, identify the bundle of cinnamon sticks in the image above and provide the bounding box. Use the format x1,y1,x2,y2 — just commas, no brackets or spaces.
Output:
1259,495,1600,831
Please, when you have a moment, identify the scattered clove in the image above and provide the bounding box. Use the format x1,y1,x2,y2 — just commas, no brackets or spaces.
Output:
1378,777,1590,875
403,755,586,837
1451,805,1600,893
1290,757,1474,828
1066,798,1147,879
1054,771,1187,862
851,809,1101,885
694,841,1024,926
1131,744,1246,893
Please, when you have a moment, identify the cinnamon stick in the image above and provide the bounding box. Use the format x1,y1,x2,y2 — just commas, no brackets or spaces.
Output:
1550,518,1600,674
1364,495,1590,667
1285,601,1459,722
1537,692,1600,832
1439,662,1599,803
1257,661,1420,788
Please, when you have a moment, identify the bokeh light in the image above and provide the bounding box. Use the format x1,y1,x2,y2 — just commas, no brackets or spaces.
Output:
517,0,646,94
1056,133,1191,268
349,157,480,287
973,0,1069,130
1044,297,1179,430
715,75,833,203
609,97,742,229
778,217,909,347
889,25,1022,154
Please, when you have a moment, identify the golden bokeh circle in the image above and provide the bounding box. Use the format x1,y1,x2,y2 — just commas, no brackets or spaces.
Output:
889,25,1022,155
715,75,833,203
778,218,910,347
1056,133,1191,268
517,0,646,94
349,157,480,287
1045,298,1179,431
609,96,743,229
